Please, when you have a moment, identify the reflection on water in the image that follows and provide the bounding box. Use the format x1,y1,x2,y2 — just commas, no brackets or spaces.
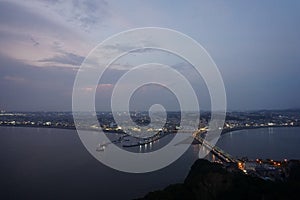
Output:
0,127,198,200
217,127,300,160
0,126,299,199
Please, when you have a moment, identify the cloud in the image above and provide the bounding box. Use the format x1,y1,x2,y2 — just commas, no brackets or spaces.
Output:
1,0,299,111
27,0,110,32
38,51,85,67
0,1,71,33
0,1,91,68
30,36,40,46
3,75,26,83
97,83,114,90
0,53,77,111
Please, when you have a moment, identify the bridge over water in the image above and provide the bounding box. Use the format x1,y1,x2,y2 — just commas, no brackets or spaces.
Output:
98,128,240,164
192,130,239,163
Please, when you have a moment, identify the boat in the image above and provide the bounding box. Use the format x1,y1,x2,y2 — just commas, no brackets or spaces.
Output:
96,144,106,152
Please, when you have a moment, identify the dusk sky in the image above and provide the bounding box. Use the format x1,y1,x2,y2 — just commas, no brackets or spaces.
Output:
0,0,299,111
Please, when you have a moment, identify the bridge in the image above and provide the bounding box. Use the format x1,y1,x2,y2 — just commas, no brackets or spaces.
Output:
98,127,241,164
192,130,239,163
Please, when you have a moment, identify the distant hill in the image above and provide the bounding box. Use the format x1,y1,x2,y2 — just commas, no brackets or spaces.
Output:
138,159,300,200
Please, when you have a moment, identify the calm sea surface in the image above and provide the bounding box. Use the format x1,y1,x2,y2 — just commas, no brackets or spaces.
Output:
0,126,299,199
217,127,300,160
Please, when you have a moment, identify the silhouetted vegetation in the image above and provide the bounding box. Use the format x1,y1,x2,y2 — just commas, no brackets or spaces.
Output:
138,159,300,200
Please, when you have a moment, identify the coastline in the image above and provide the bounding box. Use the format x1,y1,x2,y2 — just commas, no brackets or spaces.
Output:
1,123,299,135
0,124,76,131
221,124,300,135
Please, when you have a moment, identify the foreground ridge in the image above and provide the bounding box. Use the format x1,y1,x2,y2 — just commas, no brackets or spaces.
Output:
138,159,300,200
